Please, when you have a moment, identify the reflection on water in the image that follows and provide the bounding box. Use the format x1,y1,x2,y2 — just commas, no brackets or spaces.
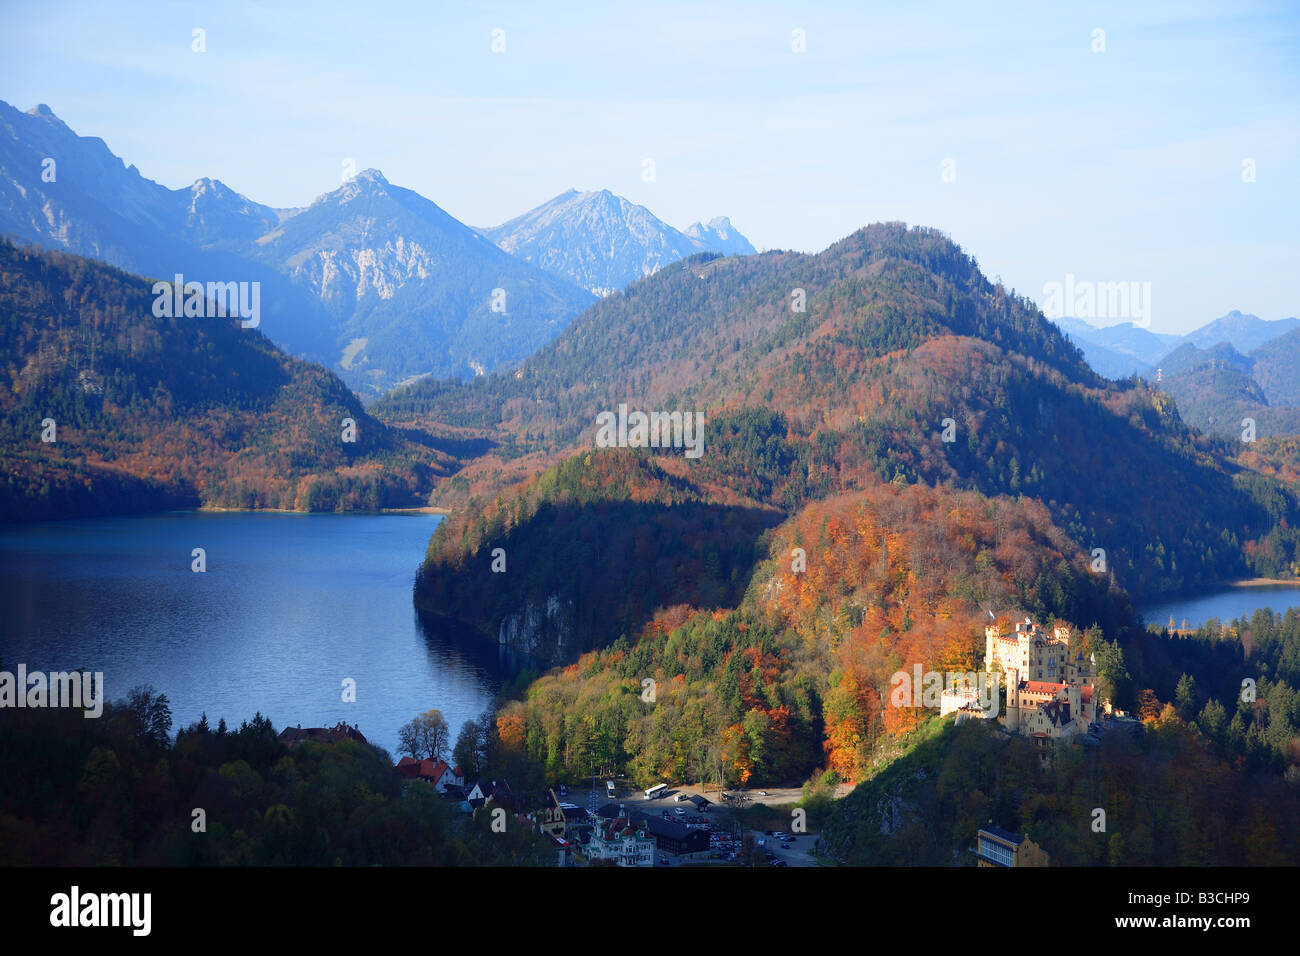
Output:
1138,584,1300,630
0,511,515,756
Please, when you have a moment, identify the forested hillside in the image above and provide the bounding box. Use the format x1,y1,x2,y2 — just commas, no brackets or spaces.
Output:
818,711,1300,866
416,449,784,662
0,241,452,521
479,468,1138,786
396,223,1299,602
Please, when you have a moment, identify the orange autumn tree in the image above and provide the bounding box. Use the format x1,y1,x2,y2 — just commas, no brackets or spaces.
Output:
495,712,526,753
721,723,753,785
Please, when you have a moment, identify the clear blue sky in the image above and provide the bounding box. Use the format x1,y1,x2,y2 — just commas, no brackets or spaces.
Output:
1,0,1296,334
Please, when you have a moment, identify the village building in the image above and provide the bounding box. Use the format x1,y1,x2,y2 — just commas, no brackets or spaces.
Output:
686,794,712,813
394,757,465,793
974,825,1050,867
594,804,710,858
278,722,368,747
536,789,589,840
465,779,514,811
587,810,655,866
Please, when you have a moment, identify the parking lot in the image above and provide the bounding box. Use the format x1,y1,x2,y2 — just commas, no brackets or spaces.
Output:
605,783,830,866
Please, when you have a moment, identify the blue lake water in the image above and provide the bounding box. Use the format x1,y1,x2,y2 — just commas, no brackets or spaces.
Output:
1138,583,1300,630
0,511,507,757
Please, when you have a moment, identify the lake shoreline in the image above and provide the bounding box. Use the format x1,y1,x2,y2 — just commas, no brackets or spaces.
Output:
196,504,449,516
1138,579,1300,631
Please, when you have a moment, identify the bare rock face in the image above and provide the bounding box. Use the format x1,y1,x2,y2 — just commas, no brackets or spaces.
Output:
496,594,576,665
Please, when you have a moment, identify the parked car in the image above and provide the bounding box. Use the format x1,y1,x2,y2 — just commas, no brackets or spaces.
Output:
781,842,792,849
772,859,788,867
674,807,686,816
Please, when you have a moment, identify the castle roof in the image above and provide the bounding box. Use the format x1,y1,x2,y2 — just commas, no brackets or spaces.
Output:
1040,699,1074,726
1021,680,1065,696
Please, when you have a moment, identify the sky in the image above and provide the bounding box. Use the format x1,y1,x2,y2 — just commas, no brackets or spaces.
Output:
1,0,1296,335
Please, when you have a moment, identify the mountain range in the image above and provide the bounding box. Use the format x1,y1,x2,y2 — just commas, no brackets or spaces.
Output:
0,101,752,396
1055,311,1299,380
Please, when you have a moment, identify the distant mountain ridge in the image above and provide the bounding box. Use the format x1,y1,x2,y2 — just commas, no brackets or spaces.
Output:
1,100,755,394
479,188,754,296
1182,310,1300,354
0,100,339,361
684,216,756,256
0,101,604,394
1054,310,1298,381
243,169,596,393
1150,329,1300,438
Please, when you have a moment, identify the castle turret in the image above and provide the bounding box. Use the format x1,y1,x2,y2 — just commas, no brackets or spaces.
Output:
1005,668,1020,733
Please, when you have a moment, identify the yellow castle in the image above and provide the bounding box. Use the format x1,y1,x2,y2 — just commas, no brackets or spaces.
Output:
985,617,1098,740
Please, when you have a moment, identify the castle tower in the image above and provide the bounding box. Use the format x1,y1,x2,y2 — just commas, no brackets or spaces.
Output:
1065,648,1081,684
1005,668,1020,733
985,624,999,675
1086,652,1098,722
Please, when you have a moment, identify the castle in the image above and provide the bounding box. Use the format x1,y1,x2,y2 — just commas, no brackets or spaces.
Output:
985,618,1098,741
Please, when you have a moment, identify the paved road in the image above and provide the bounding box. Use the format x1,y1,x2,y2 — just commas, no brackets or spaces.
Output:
748,829,821,866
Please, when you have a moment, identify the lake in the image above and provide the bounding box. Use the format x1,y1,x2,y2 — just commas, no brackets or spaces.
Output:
1138,582,1300,630
0,511,508,758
